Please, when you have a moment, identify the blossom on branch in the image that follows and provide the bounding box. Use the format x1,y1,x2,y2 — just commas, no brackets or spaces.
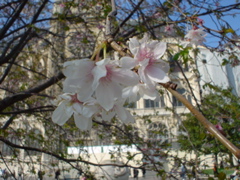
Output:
92,58,139,111
52,93,98,130
126,34,170,87
51,34,171,130
164,24,175,35
181,28,206,47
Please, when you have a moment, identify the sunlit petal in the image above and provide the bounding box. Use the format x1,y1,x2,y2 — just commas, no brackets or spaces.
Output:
153,42,167,59
146,65,170,83
52,101,73,125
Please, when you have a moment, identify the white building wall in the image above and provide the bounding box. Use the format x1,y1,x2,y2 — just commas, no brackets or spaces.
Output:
197,47,240,95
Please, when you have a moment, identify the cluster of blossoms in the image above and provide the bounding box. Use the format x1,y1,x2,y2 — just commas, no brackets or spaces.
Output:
52,34,170,130
181,27,206,47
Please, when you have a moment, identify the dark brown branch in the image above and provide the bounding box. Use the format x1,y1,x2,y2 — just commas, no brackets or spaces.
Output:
0,72,64,113
0,105,55,116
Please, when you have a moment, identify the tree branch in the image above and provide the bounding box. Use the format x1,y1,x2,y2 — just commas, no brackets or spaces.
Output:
166,87,240,159
0,72,64,113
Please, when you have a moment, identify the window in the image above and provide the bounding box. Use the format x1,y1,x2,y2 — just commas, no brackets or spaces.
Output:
172,88,191,107
159,96,165,108
147,122,168,144
144,99,159,108
144,97,165,108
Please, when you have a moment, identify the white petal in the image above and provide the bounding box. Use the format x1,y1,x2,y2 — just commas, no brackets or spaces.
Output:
115,105,135,123
153,42,167,59
63,59,94,78
52,101,73,125
138,58,149,67
140,33,149,43
138,66,156,87
59,93,72,101
92,62,107,90
140,85,159,100
124,109,135,123
76,81,95,102
74,113,92,130
122,85,139,102
129,37,140,54
154,60,170,73
62,78,81,93
101,110,115,121
96,81,118,111
72,103,83,114
119,57,138,69
115,104,127,122
146,65,170,83
111,69,139,86
82,105,98,118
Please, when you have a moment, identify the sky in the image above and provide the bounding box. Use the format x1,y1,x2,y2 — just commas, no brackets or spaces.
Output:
198,1,240,47
115,0,240,48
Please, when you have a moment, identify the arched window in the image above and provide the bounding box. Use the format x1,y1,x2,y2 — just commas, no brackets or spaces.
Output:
147,122,168,144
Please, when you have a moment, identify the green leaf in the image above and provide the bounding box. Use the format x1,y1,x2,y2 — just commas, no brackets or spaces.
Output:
173,53,180,61
221,58,229,66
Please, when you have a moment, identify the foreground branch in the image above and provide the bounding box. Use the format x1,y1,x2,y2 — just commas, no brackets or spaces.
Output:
166,87,240,159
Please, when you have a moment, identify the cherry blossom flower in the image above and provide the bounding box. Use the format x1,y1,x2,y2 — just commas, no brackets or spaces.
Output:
197,18,204,26
51,34,172,130
92,58,139,111
52,93,98,130
215,123,223,131
125,34,170,86
215,123,226,136
164,24,175,35
182,28,206,47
